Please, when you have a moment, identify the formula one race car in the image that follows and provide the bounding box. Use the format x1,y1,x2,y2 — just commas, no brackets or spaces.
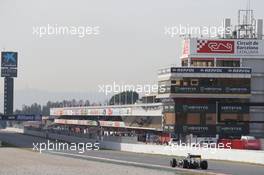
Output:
170,153,208,170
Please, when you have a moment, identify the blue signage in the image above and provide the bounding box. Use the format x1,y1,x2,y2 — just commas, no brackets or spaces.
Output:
171,67,251,74
1,68,17,77
0,115,42,121
158,67,251,74
1,52,18,68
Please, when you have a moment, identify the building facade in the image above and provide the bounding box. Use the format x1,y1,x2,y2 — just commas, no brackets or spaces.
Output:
50,9,264,140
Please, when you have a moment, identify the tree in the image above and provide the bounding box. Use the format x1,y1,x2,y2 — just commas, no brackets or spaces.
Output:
109,91,139,105
14,98,93,116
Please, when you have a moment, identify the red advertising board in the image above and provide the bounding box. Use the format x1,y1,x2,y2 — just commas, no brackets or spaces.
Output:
197,40,234,54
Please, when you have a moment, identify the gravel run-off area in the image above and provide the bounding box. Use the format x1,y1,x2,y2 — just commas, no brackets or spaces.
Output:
0,148,179,175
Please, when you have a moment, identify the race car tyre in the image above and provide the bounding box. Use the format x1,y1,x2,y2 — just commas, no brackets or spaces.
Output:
170,158,177,167
192,161,199,169
183,159,189,168
200,160,208,170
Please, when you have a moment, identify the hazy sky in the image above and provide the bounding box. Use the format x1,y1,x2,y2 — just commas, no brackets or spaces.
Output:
0,0,264,108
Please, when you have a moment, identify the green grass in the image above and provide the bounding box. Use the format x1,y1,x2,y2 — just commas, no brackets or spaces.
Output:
0,141,18,147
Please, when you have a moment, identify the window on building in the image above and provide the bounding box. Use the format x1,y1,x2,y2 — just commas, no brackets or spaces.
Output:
191,79,199,86
171,79,181,86
183,81,189,86
206,114,216,124
186,113,200,124
171,80,176,85
216,60,240,67
182,60,188,67
191,60,214,67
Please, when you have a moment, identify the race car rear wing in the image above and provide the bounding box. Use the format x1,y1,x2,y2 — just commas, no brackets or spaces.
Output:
188,155,201,159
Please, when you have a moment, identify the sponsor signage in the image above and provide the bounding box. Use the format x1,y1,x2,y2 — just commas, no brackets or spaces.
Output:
0,115,42,121
71,107,132,116
99,121,126,127
177,125,216,136
1,68,17,77
216,125,249,136
220,105,249,114
50,108,64,116
236,40,261,55
218,103,264,123
1,52,18,68
189,39,264,56
50,105,162,117
197,40,235,54
166,86,250,94
0,115,15,120
1,52,18,78
51,107,132,116
176,104,215,113
54,119,98,126
177,124,249,137
107,108,132,116
169,67,251,74
175,104,249,113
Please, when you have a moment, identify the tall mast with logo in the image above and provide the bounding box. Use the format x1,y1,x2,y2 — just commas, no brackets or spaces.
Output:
1,51,18,115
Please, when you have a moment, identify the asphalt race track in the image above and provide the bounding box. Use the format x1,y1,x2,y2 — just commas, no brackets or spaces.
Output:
0,131,264,175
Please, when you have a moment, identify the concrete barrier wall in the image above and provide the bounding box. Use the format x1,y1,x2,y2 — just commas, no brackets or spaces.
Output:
24,129,97,144
100,141,264,164
2,127,24,133
24,129,46,137
24,129,264,165
48,133,97,144
102,136,138,143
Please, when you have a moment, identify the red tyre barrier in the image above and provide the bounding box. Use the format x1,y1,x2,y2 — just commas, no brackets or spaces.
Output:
231,139,245,149
244,139,261,150
218,138,261,150
160,133,171,144
217,139,232,149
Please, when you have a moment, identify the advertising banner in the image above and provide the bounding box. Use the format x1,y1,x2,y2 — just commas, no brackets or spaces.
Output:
176,124,249,136
1,52,18,68
175,104,249,113
216,125,249,136
197,40,235,54
50,105,162,117
175,104,215,113
54,119,97,126
51,107,132,116
168,86,250,94
220,105,249,114
236,40,263,55
187,39,264,56
99,121,126,127
170,67,251,74
1,68,17,77
177,125,216,135
0,115,42,121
